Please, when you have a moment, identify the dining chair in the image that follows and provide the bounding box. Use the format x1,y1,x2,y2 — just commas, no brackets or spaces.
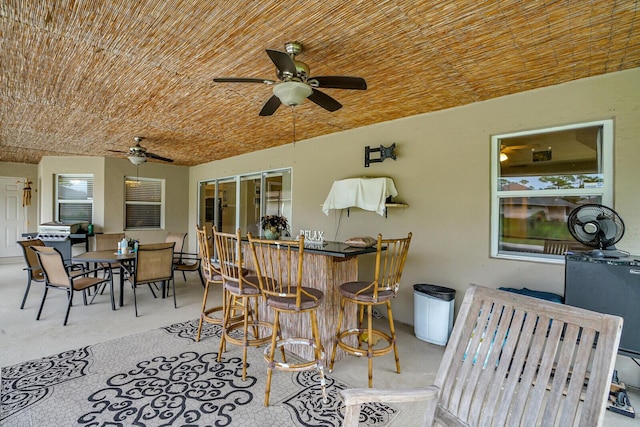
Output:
31,246,111,325
542,239,573,255
93,232,125,277
214,228,272,381
247,232,326,407
17,239,46,309
166,232,204,286
329,232,412,387
129,242,176,317
341,285,623,427
195,226,224,341
94,233,125,252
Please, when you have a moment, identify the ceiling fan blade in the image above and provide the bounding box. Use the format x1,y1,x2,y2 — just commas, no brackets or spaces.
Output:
107,149,129,154
308,89,342,112
259,95,282,116
145,152,174,163
213,77,275,85
311,76,367,90
266,49,297,76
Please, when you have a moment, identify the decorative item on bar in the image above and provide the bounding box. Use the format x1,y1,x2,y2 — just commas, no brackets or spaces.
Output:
260,215,289,239
300,229,326,247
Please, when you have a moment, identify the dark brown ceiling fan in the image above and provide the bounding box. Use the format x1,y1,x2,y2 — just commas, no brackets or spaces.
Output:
213,41,367,116
108,137,174,165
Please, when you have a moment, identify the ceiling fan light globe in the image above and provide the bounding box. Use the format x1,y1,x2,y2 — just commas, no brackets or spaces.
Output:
128,155,146,166
273,81,312,106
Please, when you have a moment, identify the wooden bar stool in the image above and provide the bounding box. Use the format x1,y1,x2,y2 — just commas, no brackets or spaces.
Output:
195,226,224,341
247,233,327,407
213,228,272,381
329,232,412,387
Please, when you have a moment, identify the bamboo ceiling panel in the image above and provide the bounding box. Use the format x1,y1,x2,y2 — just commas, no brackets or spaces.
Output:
1,0,639,166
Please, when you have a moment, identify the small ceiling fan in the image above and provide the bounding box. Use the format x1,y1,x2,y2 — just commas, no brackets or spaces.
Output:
109,137,174,165
499,143,540,162
213,41,367,116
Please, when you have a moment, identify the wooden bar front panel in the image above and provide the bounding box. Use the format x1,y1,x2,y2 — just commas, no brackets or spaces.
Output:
242,243,357,365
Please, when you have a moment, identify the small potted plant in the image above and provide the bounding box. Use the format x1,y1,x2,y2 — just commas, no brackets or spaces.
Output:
260,215,288,239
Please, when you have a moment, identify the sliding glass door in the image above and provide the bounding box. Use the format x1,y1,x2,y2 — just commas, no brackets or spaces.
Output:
198,168,291,237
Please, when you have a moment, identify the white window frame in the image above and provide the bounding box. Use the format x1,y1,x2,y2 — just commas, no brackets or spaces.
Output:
56,174,94,223
490,120,613,263
124,177,165,230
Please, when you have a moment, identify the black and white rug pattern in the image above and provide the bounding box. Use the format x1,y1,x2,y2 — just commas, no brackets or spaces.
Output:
2,319,398,426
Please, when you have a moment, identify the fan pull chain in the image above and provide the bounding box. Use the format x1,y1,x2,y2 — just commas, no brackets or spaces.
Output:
291,106,297,144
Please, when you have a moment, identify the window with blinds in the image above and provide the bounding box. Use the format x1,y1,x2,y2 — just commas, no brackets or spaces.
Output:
125,177,164,229
56,175,94,223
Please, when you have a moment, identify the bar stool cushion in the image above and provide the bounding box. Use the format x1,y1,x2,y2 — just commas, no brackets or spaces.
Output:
266,287,324,310
204,269,223,282
223,275,262,295
339,281,395,302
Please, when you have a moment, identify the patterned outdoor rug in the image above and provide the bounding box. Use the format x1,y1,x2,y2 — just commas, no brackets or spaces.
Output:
1,319,398,426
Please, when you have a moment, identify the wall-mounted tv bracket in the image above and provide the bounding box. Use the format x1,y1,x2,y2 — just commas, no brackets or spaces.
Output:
365,143,396,167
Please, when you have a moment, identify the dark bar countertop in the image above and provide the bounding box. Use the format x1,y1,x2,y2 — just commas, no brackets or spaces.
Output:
243,237,380,258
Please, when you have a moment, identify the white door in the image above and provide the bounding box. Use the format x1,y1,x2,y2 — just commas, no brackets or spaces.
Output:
0,177,26,257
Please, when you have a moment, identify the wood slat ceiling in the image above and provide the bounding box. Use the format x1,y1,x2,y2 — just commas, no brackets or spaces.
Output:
1,0,639,166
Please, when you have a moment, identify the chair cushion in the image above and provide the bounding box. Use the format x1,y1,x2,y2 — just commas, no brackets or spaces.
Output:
223,275,261,295
204,270,223,282
174,262,200,272
266,287,324,311
339,281,395,303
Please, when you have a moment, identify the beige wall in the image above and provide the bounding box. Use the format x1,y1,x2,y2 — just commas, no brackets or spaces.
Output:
100,157,190,243
25,155,189,244
191,68,640,322
2,68,638,383
189,69,640,383
38,156,107,228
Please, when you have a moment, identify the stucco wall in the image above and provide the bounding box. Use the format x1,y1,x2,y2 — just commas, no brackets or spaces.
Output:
20,156,189,244
101,157,190,243
189,69,640,384
2,68,638,384
191,69,640,321
38,156,106,227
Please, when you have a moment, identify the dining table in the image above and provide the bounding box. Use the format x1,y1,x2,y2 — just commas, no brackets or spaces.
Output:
72,250,135,309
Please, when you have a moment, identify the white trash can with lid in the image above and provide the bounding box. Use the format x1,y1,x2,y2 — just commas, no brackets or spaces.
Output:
413,284,455,346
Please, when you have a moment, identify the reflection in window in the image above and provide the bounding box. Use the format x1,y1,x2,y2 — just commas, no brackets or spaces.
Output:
491,120,613,260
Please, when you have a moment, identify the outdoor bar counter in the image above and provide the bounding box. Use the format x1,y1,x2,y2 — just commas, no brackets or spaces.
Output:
241,239,379,365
